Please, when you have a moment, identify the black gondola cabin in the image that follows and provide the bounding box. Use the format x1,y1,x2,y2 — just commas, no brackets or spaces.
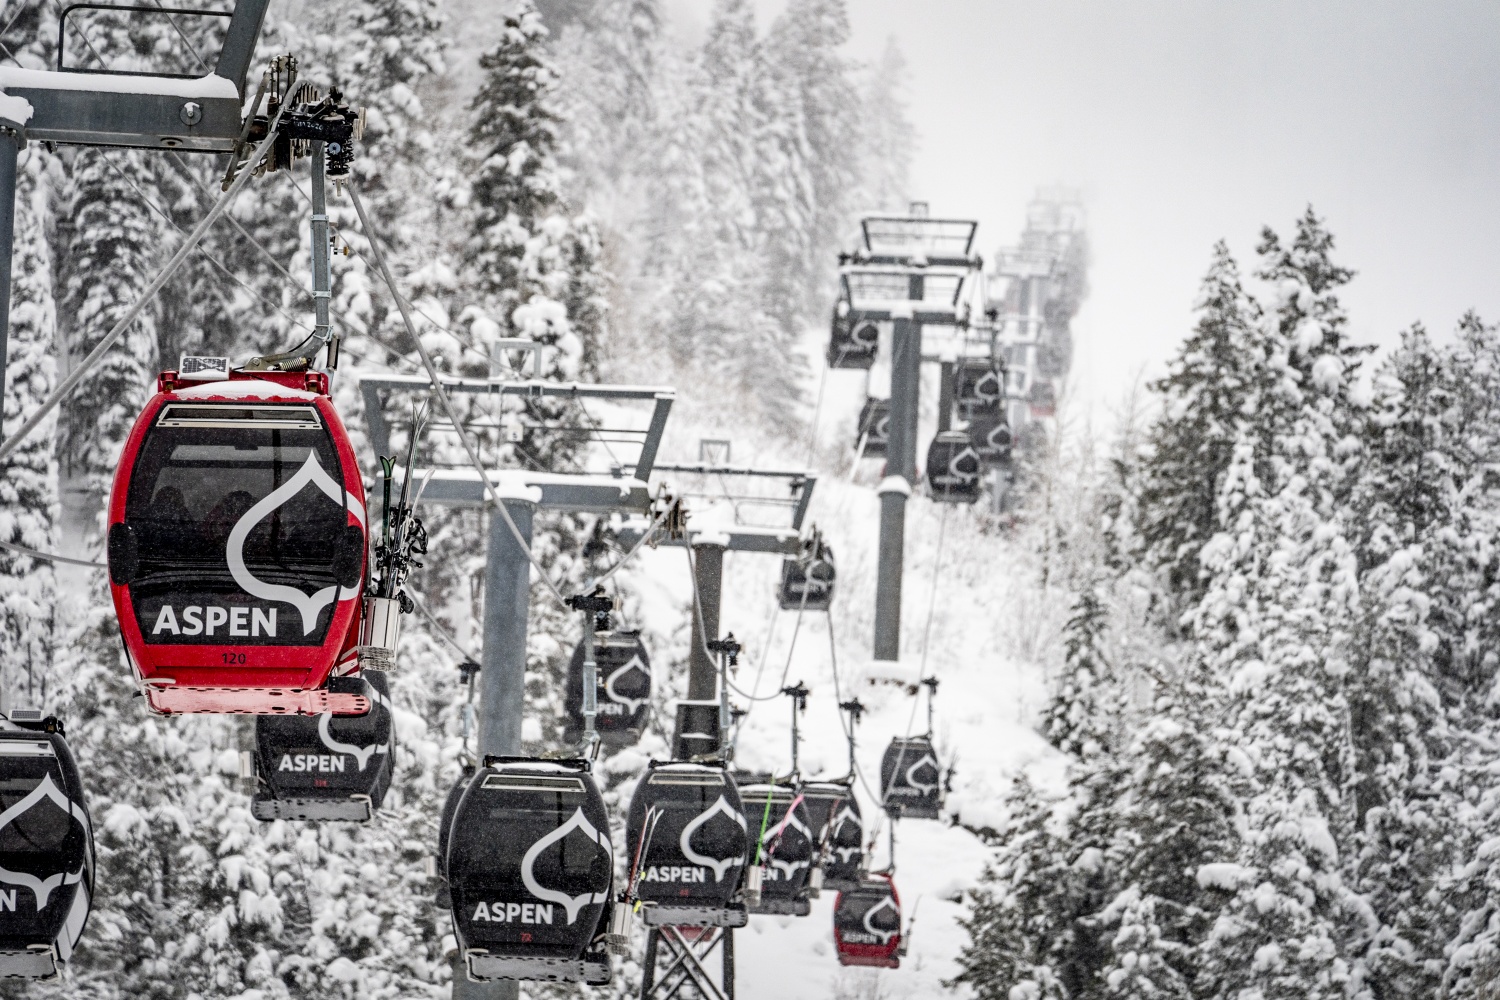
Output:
447,758,614,984
968,411,1013,467
954,357,1005,417
778,542,836,613
434,765,474,911
880,736,944,820
858,398,891,458
738,776,813,917
251,670,394,821
800,781,863,891
563,632,651,747
925,430,982,504
827,311,879,369
834,874,902,968
0,716,94,979
625,763,748,927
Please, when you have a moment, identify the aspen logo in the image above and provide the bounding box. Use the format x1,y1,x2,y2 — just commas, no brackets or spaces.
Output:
520,808,613,924
315,681,392,770
278,754,348,772
226,451,365,634
680,795,746,882
472,901,555,925
0,773,90,911
641,866,707,883
152,605,277,637
972,369,1002,404
904,753,941,796
602,654,651,714
933,446,981,488
859,895,900,945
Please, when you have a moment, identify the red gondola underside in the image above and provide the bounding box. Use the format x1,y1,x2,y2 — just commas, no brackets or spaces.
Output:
107,370,368,715
834,874,902,969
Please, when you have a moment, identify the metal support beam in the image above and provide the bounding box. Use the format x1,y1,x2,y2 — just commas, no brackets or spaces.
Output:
480,499,534,759
687,543,724,703
874,316,921,661
0,122,20,437
937,360,954,433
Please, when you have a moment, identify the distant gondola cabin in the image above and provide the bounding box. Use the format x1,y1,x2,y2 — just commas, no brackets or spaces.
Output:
857,398,891,458
925,431,983,504
880,736,944,820
834,875,902,968
563,632,651,747
738,777,814,917
800,781,863,891
107,370,369,716
827,311,879,369
778,544,836,613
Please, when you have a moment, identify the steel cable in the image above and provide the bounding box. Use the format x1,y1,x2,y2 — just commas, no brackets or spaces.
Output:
0,126,285,466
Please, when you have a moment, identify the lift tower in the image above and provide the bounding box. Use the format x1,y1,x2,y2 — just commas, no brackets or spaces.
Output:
837,208,981,661
616,453,820,1000
361,362,672,1000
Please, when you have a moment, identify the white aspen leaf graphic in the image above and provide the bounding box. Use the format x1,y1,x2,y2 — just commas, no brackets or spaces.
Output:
316,681,392,771
679,795,746,882
763,805,812,879
603,654,652,714
905,753,941,795
862,894,900,944
0,773,89,910
520,807,612,924
947,446,981,483
226,451,366,635
830,804,862,841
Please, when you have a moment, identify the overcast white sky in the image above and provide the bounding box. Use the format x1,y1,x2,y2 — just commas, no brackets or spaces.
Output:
667,0,1500,413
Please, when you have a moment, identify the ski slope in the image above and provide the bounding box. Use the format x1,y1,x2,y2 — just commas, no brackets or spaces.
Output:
611,384,1067,998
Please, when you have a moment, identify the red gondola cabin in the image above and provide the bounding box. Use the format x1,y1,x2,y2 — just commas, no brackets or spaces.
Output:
107,369,369,716
833,873,903,969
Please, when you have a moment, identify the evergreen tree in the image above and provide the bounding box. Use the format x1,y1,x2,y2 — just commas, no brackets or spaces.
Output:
0,149,61,705
1044,584,1115,759
1134,243,1265,609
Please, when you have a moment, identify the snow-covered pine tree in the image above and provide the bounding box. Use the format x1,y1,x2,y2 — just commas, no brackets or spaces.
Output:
1091,687,1244,999
1043,583,1115,759
958,579,1127,999
1192,212,1366,1000
56,143,162,520
1133,242,1265,611
0,149,61,706
1341,325,1459,995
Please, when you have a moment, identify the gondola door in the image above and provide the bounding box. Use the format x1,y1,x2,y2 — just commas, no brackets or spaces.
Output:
447,758,614,984
834,875,902,969
0,719,95,978
107,370,369,716
954,358,1005,419
251,670,394,821
968,411,1013,467
625,763,748,928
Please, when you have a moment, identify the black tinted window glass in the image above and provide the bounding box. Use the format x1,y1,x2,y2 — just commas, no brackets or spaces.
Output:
124,405,350,646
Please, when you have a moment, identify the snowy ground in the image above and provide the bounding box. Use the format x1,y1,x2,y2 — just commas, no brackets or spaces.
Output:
610,375,1068,998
